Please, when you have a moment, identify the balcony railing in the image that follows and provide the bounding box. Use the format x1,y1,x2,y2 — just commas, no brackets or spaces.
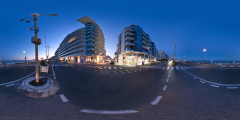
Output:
142,32,148,38
142,46,148,50
125,28,134,32
125,37,135,41
86,48,95,51
125,49,134,52
142,40,148,46
125,32,135,36
142,36,148,42
125,42,134,46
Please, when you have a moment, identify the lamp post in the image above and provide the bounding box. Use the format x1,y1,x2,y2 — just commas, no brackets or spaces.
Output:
20,13,58,83
23,51,26,63
171,41,180,59
44,33,47,64
202,49,206,64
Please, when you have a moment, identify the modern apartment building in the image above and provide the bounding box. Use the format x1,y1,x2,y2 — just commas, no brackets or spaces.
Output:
55,16,106,63
115,24,158,65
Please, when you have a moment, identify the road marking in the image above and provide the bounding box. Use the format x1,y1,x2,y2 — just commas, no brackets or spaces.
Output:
109,67,111,69
120,67,122,69
6,83,15,87
104,66,106,68
161,67,165,70
60,94,68,102
114,67,117,69
193,77,196,79
167,67,169,70
150,96,162,105
80,109,138,114
210,85,219,88
168,74,170,77
52,66,56,79
200,81,205,83
0,72,35,86
166,79,169,82
163,85,167,91
227,87,238,89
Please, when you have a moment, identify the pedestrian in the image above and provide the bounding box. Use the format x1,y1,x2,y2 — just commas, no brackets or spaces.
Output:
142,61,144,66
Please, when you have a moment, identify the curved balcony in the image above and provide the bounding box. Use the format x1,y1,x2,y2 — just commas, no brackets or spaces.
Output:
142,46,148,50
125,28,134,32
125,32,135,36
125,37,135,41
142,36,148,42
125,41,135,46
142,32,148,39
142,41,148,46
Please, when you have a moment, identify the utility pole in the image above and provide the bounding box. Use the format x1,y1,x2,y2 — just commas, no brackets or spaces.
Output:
34,17,39,83
171,41,180,59
20,13,58,83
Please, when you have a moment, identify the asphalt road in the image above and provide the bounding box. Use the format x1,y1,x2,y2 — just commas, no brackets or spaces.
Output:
0,62,240,120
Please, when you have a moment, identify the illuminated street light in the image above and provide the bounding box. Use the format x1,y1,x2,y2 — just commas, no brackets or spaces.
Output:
20,13,58,83
23,51,26,63
202,49,206,64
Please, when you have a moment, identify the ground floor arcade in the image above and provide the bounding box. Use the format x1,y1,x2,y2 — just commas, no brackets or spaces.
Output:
115,52,157,66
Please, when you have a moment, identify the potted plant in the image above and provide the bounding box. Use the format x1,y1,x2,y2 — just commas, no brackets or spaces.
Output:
40,60,49,73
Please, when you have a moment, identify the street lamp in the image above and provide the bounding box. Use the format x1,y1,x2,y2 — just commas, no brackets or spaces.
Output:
23,51,26,63
202,49,206,64
20,13,58,83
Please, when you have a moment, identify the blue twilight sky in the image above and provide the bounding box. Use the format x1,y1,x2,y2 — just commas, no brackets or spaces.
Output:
0,0,240,61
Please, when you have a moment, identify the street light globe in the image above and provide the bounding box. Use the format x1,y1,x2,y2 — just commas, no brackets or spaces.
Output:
23,51,25,53
203,49,206,52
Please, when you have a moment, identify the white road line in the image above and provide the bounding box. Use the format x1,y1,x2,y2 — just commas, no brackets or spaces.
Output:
166,67,169,70
80,109,138,114
114,67,117,69
6,83,15,87
166,79,169,82
60,94,68,102
52,66,56,79
210,85,219,88
193,77,196,79
227,87,238,89
0,72,35,86
200,81,205,83
150,96,162,105
120,67,122,69
161,67,165,70
104,66,106,68
168,74,170,77
171,67,174,70
109,67,111,69
163,85,167,91
185,69,240,87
